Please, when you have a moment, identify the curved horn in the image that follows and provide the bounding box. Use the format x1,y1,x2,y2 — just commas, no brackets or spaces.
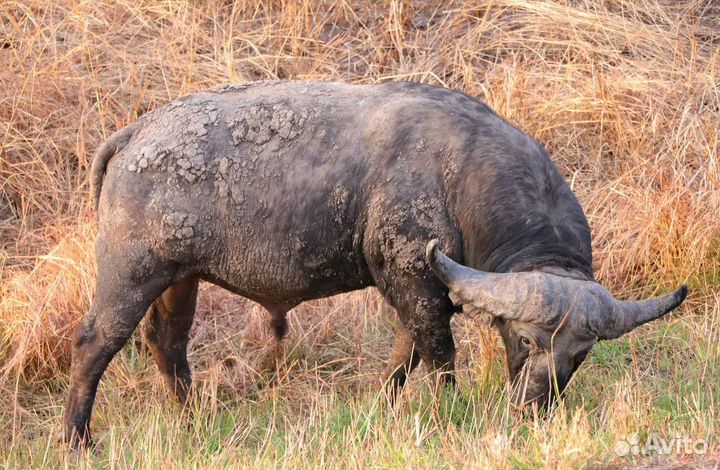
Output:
425,239,570,323
425,239,485,290
426,240,689,335
597,285,688,340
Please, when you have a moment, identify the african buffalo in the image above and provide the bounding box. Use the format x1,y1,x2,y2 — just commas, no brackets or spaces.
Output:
64,81,687,446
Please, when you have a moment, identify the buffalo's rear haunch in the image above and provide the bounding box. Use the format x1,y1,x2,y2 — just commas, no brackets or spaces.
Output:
65,81,687,446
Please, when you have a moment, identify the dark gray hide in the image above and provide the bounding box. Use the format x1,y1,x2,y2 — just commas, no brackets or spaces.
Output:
64,81,686,446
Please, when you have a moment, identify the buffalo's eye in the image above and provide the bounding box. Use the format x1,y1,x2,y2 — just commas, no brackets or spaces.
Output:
520,336,532,347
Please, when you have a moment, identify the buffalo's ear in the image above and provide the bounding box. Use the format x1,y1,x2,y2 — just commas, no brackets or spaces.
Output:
456,300,495,327
449,290,475,308
475,310,495,328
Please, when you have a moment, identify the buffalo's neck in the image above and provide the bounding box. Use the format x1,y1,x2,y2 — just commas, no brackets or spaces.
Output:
490,237,594,280
459,217,594,280
449,144,594,280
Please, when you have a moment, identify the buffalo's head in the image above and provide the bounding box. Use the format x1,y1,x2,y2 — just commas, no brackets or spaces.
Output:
426,239,688,410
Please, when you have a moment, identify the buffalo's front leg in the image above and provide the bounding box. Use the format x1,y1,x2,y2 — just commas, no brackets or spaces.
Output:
365,205,459,397
383,321,421,402
143,276,199,405
410,308,457,389
386,292,457,392
370,263,457,392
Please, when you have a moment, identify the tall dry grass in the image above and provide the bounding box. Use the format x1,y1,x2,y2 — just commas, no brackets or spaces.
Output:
0,0,718,468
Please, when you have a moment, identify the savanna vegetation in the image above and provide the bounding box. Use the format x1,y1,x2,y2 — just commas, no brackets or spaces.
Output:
1,0,718,468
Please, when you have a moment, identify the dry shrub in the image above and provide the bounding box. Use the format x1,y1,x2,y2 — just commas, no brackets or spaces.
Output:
1,0,717,380
1,222,95,382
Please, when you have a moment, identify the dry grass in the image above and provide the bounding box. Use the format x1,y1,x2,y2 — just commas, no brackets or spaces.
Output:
1,0,719,468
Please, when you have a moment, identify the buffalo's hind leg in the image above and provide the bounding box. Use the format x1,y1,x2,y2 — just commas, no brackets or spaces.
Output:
143,276,199,405
63,244,177,448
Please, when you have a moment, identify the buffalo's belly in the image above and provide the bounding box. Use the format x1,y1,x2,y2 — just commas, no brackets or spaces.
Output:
199,227,374,304
204,190,374,302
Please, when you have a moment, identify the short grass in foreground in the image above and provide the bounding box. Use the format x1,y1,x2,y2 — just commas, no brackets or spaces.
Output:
2,287,718,469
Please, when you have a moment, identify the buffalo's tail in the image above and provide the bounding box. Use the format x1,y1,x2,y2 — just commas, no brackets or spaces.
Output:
90,124,137,214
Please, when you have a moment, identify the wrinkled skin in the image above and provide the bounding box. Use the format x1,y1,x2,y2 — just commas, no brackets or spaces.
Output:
64,81,631,446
